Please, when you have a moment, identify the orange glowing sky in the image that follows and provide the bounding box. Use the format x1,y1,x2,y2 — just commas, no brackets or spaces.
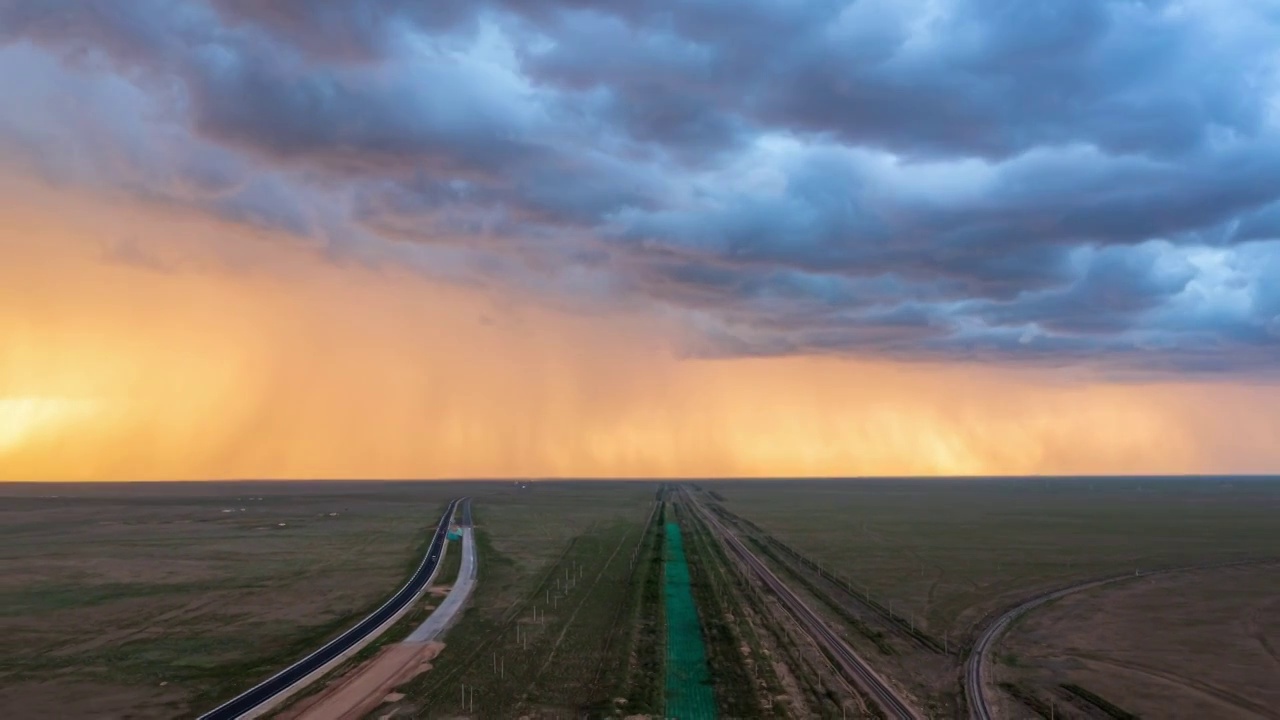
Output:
5,3,1280,481
4,176,1280,481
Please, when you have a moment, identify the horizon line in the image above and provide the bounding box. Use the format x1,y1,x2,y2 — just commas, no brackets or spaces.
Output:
5,474,1280,484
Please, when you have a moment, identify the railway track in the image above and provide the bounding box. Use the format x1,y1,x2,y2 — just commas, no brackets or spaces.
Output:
682,489,921,720
707,500,948,656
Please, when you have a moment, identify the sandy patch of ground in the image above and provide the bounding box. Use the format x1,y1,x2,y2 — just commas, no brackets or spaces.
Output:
1000,563,1280,719
283,641,443,720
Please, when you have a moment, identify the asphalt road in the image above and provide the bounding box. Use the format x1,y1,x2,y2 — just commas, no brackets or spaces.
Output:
965,558,1278,720
684,490,921,720
405,523,477,642
198,497,466,720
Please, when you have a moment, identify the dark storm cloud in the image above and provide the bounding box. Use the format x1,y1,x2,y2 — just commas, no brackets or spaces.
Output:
205,0,480,62
1233,202,1280,243
3,0,1280,372
0,0,550,176
973,243,1195,334
517,0,1276,160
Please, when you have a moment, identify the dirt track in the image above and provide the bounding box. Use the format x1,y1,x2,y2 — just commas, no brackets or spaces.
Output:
289,642,443,720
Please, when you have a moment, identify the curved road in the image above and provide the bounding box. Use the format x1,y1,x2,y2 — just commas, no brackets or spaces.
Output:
199,497,466,720
405,524,477,642
966,558,1277,720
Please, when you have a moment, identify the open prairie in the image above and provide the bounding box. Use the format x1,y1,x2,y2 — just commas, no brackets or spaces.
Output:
6,478,1278,720
385,481,662,719
702,477,1280,717
711,478,1280,637
0,481,467,719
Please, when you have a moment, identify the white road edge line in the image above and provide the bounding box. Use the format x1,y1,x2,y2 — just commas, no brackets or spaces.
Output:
405,526,477,643
207,499,461,720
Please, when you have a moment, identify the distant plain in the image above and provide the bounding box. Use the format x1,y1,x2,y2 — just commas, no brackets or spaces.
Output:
0,481,465,719
4,477,1278,719
714,477,1280,636
385,481,661,718
711,477,1280,717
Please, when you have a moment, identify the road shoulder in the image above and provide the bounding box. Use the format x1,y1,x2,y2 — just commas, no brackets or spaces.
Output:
292,527,478,720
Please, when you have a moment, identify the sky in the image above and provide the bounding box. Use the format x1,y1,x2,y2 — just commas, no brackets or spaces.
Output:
3,0,1280,480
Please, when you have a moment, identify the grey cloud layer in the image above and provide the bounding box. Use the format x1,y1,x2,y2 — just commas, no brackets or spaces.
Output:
3,0,1280,371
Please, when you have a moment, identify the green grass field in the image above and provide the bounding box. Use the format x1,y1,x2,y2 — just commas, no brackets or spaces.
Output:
0,481,466,719
709,478,1280,639
692,478,1280,719
385,482,662,719
7,478,1277,719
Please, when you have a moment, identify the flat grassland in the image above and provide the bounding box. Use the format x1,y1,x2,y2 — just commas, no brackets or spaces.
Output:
386,481,662,719
999,563,1280,720
709,477,1280,717
712,478,1280,637
8,478,1277,720
0,481,466,719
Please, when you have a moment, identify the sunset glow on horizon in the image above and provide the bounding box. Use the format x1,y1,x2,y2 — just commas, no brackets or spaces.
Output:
4,178,1279,481
4,2,1280,481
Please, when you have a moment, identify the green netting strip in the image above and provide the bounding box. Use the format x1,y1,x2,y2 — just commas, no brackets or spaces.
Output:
663,522,717,720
